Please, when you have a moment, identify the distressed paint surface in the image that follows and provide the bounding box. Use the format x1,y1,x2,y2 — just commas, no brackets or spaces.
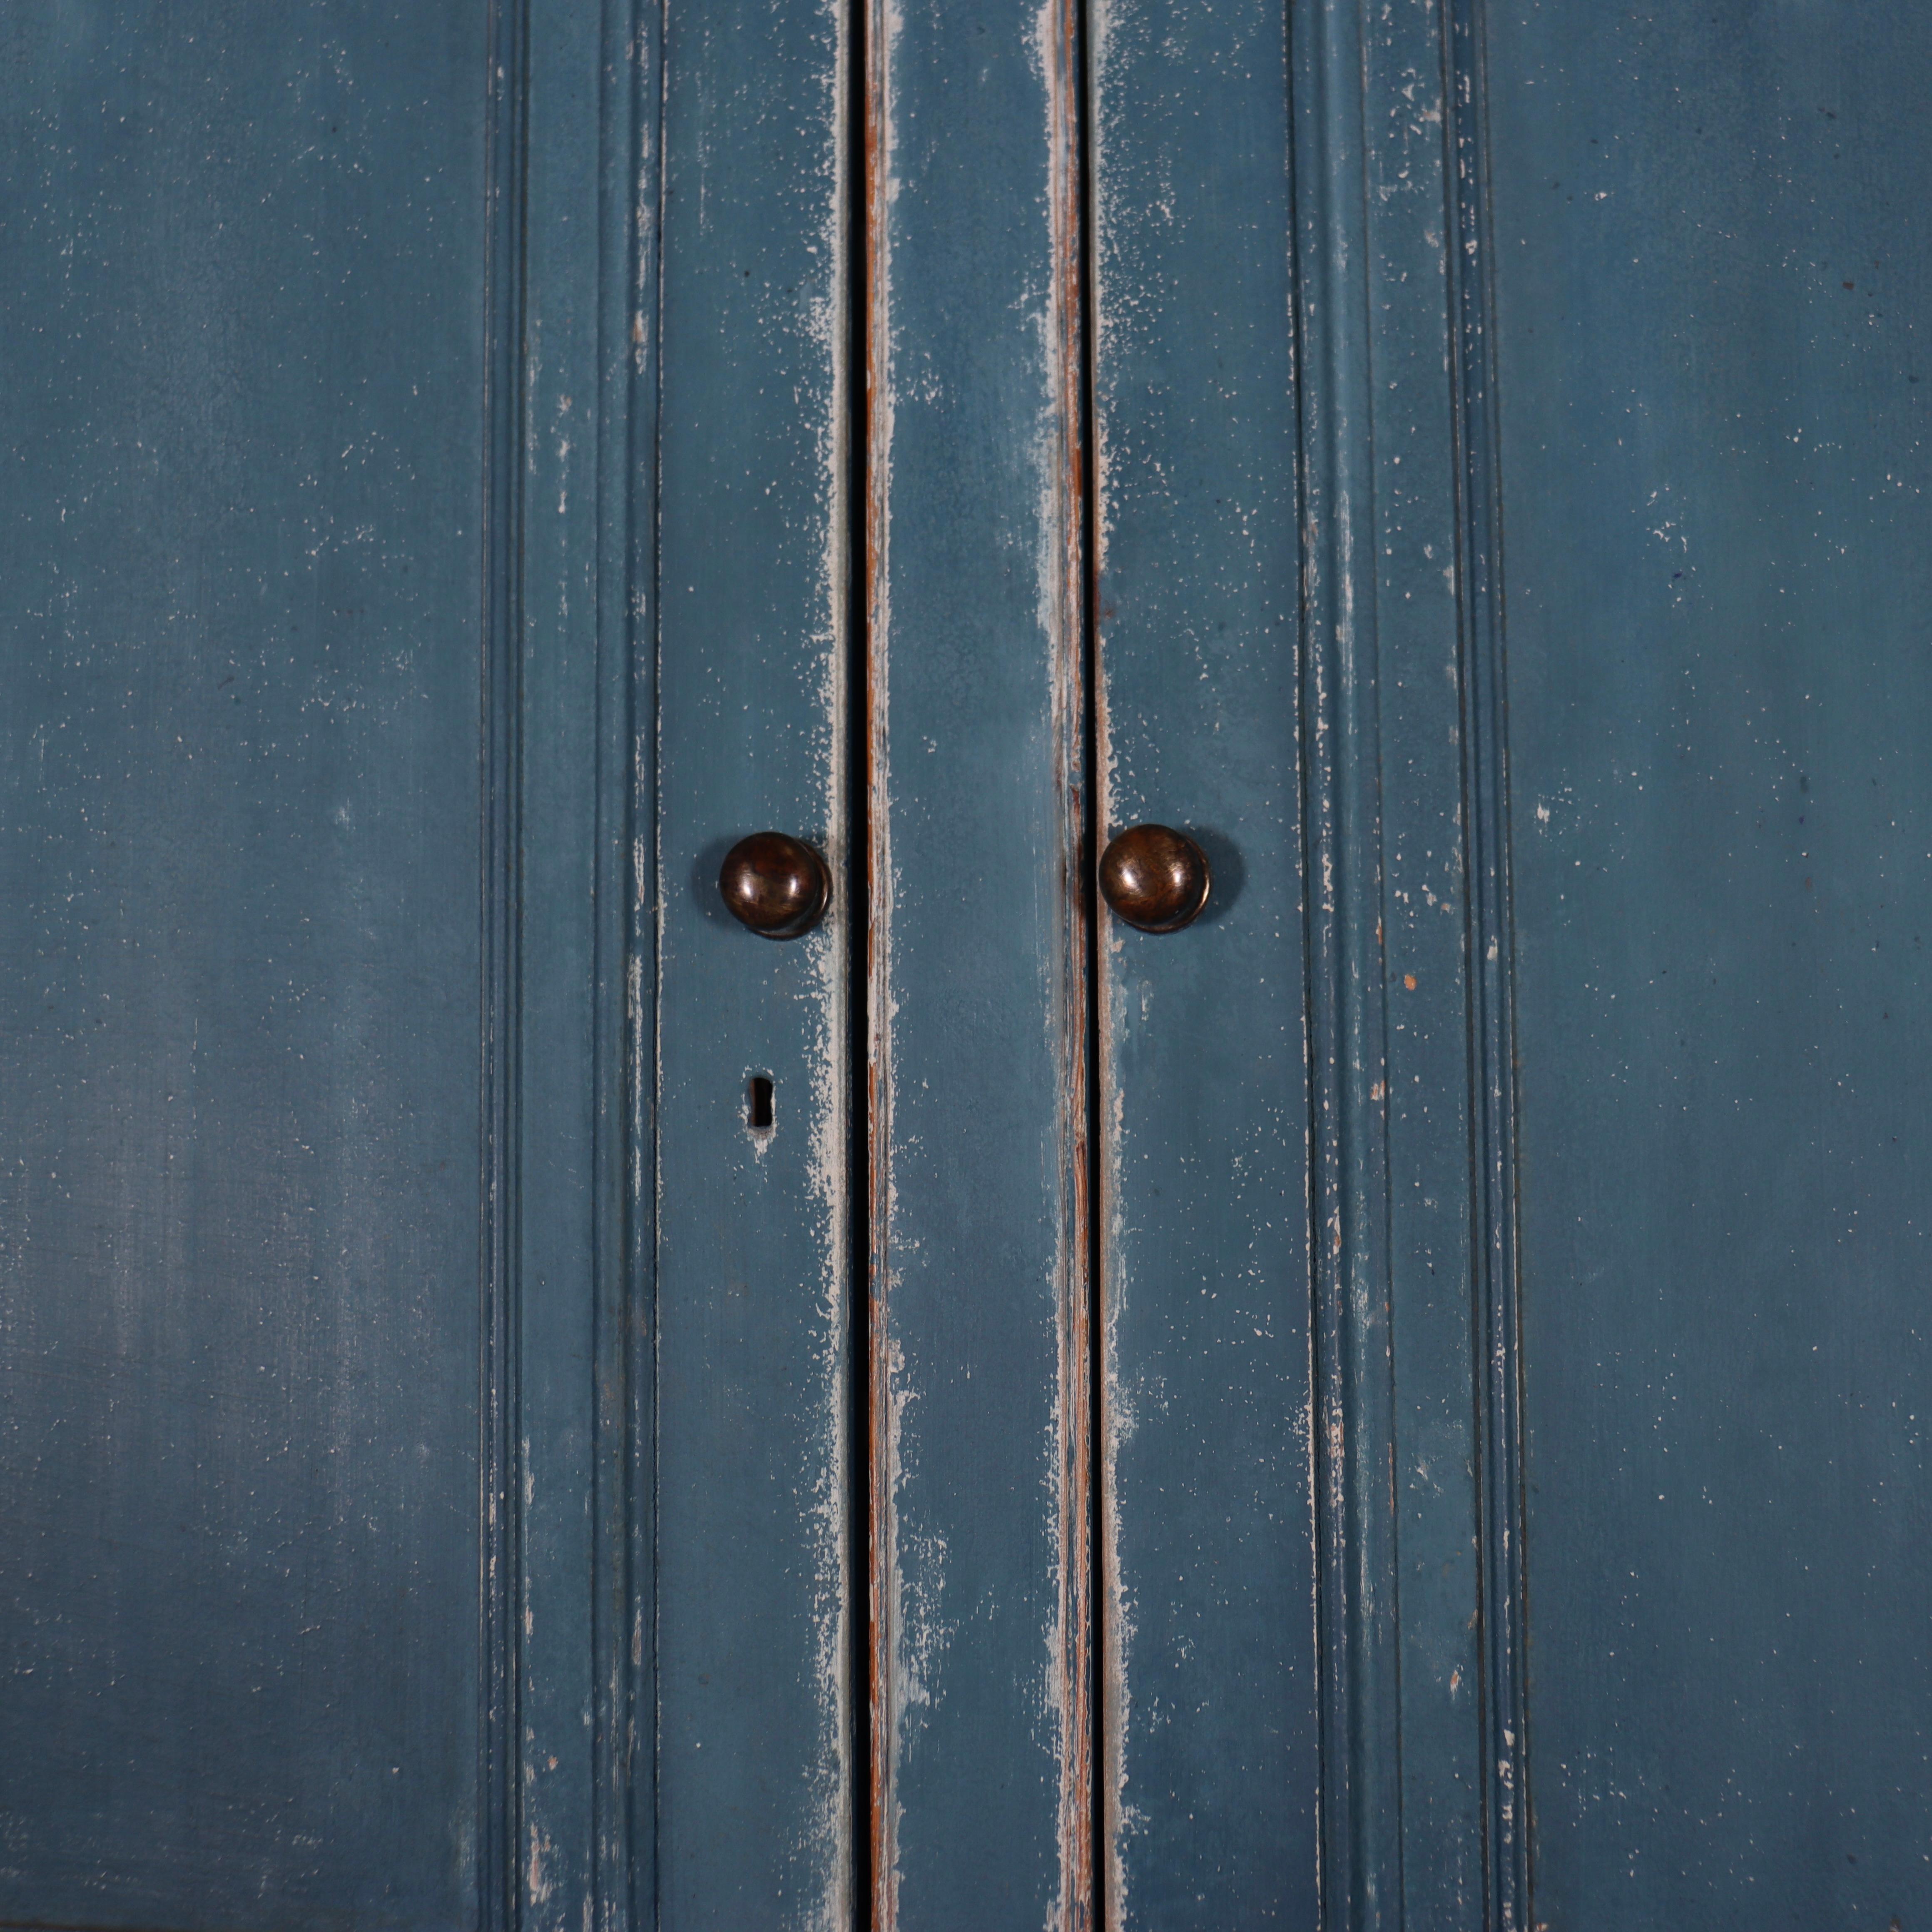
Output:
1483,1,1932,1921
864,0,1091,1918
0,2,717,1925
20,4,1929,1925
1289,0,1413,1919
652,0,856,1920
1354,0,1494,1924
1086,0,1317,1919
515,3,652,1928
0,8,494,1926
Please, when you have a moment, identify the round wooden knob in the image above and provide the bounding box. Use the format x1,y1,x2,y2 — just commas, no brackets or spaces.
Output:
718,832,830,939
1099,824,1210,933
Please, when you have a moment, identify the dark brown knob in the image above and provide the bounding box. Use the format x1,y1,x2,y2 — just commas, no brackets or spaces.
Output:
1099,824,1210,933
718,832,830,939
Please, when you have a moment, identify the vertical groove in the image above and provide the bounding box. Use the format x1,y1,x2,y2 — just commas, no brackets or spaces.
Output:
597,0,657,1923
1294,220,1353,1932
1071,0,1104,1909
623,4,664,1918
1290,7,1352,1909
845,0,875,1910
625,0,668,1915
1045,0,1096,1919
860,0,896,1908
482,6,530,1927
1291,0,1351,1916
1442,0,1530,1924
647,0,672,1920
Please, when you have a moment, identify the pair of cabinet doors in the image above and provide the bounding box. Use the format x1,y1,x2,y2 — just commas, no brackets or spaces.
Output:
4,2,1929,1929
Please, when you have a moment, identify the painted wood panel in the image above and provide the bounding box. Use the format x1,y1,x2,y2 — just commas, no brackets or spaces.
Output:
1481,1,1932,1922
862,0,1091,1919
0,5,652,1924
1086,0,1317,1918
652,0,857,1920
23,6,1929,1926
514,4,652,1926
0,9,497,1926
1290,0,1516,1925
1352,0,1496,1918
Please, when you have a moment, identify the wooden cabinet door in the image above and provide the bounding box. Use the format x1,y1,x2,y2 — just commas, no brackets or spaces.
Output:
1482,5,1932,1922
1077,0,1932,1920
0,12,533,1927
0,4,861,1926
1290,1,1932,1927
7,2,1928,1929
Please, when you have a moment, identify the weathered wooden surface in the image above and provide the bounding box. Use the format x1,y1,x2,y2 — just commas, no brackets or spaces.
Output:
652,0,856,1915
1485,1,1932,1920
1288,0,1517,1925
16,3,1928,1925
513,3,650,1926
0,9,496,1925
862,0,1092,1917
1087,0,1317,1916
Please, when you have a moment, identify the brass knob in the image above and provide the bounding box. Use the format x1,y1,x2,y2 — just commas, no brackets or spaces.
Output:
718,832,831,939
1099,824,1210,933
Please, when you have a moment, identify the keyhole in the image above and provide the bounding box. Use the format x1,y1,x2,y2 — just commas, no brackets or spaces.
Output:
747,1075,774,1132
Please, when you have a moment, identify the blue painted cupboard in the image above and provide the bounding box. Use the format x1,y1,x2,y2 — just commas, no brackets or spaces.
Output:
1,2,1925,1927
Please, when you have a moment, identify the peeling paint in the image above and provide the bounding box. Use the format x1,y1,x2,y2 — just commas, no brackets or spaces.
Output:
863,0,903,1912
1031,0,1096,1921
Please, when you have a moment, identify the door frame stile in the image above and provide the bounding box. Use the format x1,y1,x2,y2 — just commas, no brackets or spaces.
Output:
859,0,897,1906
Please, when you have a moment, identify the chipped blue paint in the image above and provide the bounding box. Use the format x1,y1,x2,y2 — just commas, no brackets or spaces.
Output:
863,0,1093,1919
9,2,1926,1925
1088,0,1317,1917
1305,0,1932,1923
652,0,857,1914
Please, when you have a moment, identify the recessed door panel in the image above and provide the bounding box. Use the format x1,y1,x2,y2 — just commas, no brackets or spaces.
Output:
1484,2,1932,1920
0,10,492,1926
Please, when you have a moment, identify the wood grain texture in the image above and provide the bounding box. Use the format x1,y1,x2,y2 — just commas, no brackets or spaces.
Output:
863,0,1092,1917
1086,0,1317,1916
